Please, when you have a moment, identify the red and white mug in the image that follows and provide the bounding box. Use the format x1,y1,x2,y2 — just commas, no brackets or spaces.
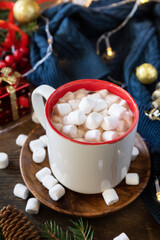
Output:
32,79,139,194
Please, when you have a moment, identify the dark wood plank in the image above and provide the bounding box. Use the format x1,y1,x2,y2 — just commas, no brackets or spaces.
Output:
0,114,160,239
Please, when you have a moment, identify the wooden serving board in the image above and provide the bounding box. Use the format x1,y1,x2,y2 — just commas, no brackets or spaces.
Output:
20,125,151,218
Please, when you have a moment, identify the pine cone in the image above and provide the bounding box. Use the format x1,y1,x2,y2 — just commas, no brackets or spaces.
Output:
0,205,40,240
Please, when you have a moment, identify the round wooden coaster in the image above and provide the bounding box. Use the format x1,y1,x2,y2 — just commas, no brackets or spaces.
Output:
20,125,151,218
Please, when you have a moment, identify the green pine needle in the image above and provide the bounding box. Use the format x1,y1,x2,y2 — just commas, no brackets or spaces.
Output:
40,220,72,240
69,218,94,240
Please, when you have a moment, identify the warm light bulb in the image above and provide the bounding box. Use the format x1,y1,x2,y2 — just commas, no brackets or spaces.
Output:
107,47,114,57
139,0,149,4
156,192,160,201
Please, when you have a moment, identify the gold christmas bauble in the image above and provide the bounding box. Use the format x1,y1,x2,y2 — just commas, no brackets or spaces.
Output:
13,0,40,24
135,63,158,84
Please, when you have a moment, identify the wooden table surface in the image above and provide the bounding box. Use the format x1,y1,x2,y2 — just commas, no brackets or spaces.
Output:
0,114,160,240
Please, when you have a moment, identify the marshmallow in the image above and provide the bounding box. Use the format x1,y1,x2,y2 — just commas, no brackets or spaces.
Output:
86,112,103,129
87,92,102,100
13,183,29,200
29,139,45,152
51,115,62,124
32,147,46,163
119,99,129,110
75,89,88,99
113,233,130,240
131,146,139,161
58,91,75,103
31,111,40,124
102,131,119,141
0,152,9,169
25,198,40,214
105,94,120,106
79,97,95,114
75,138,85,142
66,110,86,125
85,129,101,142
125,173,139,185
39,135,48,147
42,175,58,190
123,111,133,128
98,89,109,98
102,188,119,206
99,109,108,117
61,125,78,138
16,134,28,147
93,99,108,112
108,103,127,120
49,184,65,201
53,103,72,116
77,128,85,138
53,123,62,131
116,120,127,133
68,99,81,110
35,167,51,183
101,116,119,130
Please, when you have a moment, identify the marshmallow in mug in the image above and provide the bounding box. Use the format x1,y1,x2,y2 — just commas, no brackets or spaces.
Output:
51,89,133,143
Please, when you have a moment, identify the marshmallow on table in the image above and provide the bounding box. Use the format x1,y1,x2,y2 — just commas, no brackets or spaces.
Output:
29,138,46,152
113,233,130,240
85,129,101,142
86,112,103,129
25,198,40,214
68,99,81,110
108,103,127,120
131,146,139,161
125,173,139,185
16,134,28,147
116,120,127,133
31,111,40,124
98,89,109,98
65,110,86,125
93,99,108,112
35,167,51,183
53,103,72,116
13,183,29,200
39,135,48,147
61,125,78,139
102,131,119,141
58,91,75,103
49,184,65,201
102,188,119,206
79,97,95,114
0,152,9,169
32,147,46,163
101,116,119,130
42,175,58,190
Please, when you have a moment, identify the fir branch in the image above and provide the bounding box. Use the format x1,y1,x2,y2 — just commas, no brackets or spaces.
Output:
40,220,71,240
69,218,94,240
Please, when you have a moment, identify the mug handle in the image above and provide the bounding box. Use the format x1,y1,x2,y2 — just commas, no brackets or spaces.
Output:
32,85,55,130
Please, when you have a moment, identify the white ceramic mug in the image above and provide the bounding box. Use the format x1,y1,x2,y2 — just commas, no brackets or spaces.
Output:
32,79,139,194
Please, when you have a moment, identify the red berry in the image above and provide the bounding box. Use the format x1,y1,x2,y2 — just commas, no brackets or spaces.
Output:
13,49,23,62
0,61,7,69
19,57,28,68
5,55,15,66
10,62,17,70
20,47,29,57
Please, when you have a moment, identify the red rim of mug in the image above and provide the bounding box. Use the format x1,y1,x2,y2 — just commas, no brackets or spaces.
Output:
45,79,139,145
